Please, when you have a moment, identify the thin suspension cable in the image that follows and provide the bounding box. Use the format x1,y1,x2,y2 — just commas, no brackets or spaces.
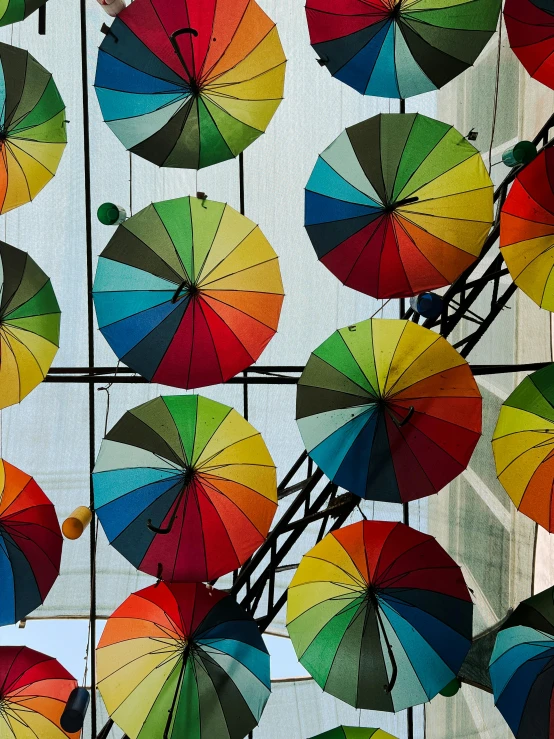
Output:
488,17,503,175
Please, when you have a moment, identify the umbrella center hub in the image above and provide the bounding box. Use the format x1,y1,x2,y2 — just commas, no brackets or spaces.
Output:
187,77,203,97
182,467,196,486
390,1,403,18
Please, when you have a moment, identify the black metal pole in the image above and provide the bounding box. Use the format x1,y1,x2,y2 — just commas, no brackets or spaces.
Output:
400,98,406,114
79,0,96,734
239,152,245,216
38,3,46,34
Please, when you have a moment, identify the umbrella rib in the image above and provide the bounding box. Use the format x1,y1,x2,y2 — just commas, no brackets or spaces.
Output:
0,333,21,402
388,399,481,434
151,206,190,281
310,154,384,206
331,18,391,80
201,25,276,87
381,320,411,396
196,476,270,536
382,336,443,398
195,429,261,469
1,521,61,572
392,213,450,282
0,478,39,518
191,205,227,282
494,437,554,478
302,552,368,588
195,223,257,285
4,55,29,129
200,292,278,332
96,46,188,91
330,331,379,397
397,152,484,203
159,397,189,467
3,142,32,204
399,13,487,69
198,1,251,82
378,602,434,700
205,60,286,93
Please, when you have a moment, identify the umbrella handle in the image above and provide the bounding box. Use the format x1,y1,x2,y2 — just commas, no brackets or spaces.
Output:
371,592,399,694
386,405,415,428
172,281,188,303
147,483,188,534
170,28,198,81
395,196,419,208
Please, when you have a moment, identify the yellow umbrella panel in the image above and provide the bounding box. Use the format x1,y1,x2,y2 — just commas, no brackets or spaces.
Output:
0,43,67,214
0,242,60,409
493,364,554,531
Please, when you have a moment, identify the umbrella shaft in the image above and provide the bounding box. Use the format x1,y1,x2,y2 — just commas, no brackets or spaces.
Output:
164,646,190,739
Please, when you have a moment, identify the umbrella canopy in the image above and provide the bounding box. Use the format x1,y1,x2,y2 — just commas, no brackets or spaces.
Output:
94,0,286,169
93,394,277,582
492,364,554,532
305,113,493,299
296,318,482,503
0,0,46,26
306,0,501,99
287,521,473,712
490,586,554,738
0,42,66,214
500,148,554,311
310,730,397,739
0,646,78,739
0,459,62,626
93,196,284,389
505,0,554,91
0,241,61,409
97,582,271,739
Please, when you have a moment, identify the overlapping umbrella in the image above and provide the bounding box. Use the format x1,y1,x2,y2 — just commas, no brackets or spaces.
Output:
97,582,271,739
492,364,554,532
93,394,277,582
0,646,78,739
0,459,62,626
500,147,554,311
297,318,482,502
95,0,286,169
0,0,46,26
311,729,397,739
0,43,66,213
306,0,501,99
287,521,473,712
306,113,493,299
0,241,61,409
93,196,284,389
505,0,554,91
490,586,554,738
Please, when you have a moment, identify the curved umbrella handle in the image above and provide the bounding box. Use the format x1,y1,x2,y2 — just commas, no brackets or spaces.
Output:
170,28,199,80
147,483,187,535
171,280,188,304
371,591,399,694
398,406,415,427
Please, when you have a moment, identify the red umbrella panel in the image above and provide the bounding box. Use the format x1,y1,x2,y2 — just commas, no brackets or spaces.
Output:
0,459,62,626
505,0,554,91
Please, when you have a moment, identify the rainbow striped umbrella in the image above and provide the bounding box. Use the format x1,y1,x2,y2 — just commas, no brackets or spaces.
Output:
305,113,493,299
97,582,271,739
310,730,398,739
95,0,286,168
0,43,66,213
0,241,61,410
93,394,277,582
93,196,284,389
287,521,473,712
306,0,501,99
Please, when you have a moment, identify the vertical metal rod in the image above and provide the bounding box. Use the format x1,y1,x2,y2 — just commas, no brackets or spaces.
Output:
38,4,46,34
239,153,245,216
79,0,96,735
402,499,414,738
243,370,249,420
400,98,406,114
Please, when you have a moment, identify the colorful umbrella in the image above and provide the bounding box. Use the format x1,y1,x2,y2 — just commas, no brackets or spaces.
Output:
93,394,277,582
505,0,554,91
500,148,554,311
310,729,397,739
0,241,61,410
94,0,286,169
0,459,62,626
0,647,78,739
296,318,482,502
306,0,501,99
93,196,284,389
0,43,66,214
287,520,473,712
97,582,271,739
489,586,554,738
305,113,494,299
0,0,46,27
492,364,554,532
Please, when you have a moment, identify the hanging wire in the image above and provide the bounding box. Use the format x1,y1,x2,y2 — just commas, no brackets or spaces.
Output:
82,518,99,688
370,298,391,319
129,153,133,216
98,360,121,436
488,17,503,175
